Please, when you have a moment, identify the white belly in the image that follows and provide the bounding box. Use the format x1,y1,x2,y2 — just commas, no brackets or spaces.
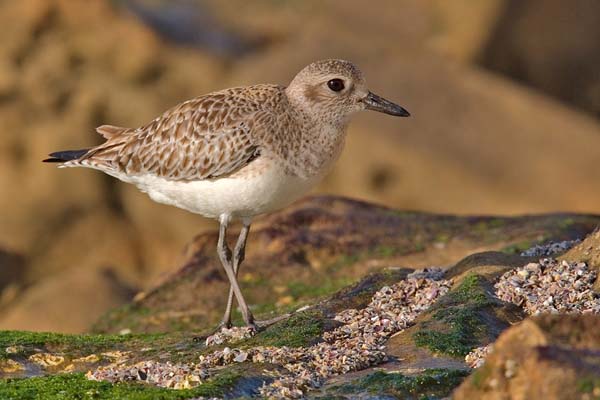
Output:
116,160,321,220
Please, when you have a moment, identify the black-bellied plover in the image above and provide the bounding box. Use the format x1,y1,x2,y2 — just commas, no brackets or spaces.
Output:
44,59,410,331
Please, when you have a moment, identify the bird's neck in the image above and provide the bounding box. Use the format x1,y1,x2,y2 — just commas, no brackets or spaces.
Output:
278,89,349,178
291,109,349,178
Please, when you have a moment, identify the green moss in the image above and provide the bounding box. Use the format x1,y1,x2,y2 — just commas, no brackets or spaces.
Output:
246,300,299,318
384,209,423,218
501,240,535,255
473,218,505,232
577,377,600,394
0,330,164,360
434,233,451,244
448,275,492,306
373,245,397,258
233,277,352,325
330,369,469,399
413,275,494,357
0,372,239,400
470,363,492,389
286,278,353,301
243,310,324,348
327,253,361,272
92,304,153,333
413,242,426,252
558,217,576,229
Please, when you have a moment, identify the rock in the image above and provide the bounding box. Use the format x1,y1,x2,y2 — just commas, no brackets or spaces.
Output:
4,227,600,398
2,0,600,335
0,250,25,304
480,0,600,116
560,229,600,291
312,368,470,400
454,314,600,400
225,0,600,215
93,196,599,334
0,267,135,332
0,0,221,265
386,262,524,369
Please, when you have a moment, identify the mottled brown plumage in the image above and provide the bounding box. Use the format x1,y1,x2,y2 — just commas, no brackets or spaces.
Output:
81,86,284,181
45,59,409,330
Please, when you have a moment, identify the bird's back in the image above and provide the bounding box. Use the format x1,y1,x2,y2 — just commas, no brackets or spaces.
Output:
58,84,289,182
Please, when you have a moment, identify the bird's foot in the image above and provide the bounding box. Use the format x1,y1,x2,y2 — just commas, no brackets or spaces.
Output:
192,321,230,343
203,325,256,346
194,313,292,346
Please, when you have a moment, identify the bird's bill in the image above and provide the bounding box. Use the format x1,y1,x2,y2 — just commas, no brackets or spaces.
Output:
362,92,410,117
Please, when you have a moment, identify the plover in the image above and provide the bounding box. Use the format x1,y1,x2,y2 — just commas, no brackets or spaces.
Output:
44,59,409,331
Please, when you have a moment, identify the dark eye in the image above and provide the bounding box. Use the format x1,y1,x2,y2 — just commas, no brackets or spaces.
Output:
327,79,345,92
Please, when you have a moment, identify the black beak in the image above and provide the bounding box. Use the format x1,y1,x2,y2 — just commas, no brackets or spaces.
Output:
362,92,410,117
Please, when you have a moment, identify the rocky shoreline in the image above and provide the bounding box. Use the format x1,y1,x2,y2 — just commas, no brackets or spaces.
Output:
2,198,600,399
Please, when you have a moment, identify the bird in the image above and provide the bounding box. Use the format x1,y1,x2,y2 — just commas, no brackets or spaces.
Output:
43,59,410,332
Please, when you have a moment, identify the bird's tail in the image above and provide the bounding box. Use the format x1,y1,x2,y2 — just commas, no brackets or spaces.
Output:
43,149,90,164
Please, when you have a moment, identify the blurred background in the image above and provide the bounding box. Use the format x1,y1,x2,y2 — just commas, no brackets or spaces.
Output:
0,0,599,333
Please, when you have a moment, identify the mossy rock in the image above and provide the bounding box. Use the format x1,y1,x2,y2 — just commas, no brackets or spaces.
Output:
311,368,470,399
454,314,600,399
5,220,600,398
0,371,243,400
93,197,600,334
413,273,524,358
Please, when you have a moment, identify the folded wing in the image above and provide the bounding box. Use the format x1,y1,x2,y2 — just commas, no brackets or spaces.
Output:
78,87,274,181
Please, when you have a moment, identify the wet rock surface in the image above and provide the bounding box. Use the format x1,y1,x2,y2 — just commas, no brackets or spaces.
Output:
1,207,600,398
93,196,600,334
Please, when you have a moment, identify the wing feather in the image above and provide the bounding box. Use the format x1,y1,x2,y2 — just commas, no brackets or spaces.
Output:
80,86,280,180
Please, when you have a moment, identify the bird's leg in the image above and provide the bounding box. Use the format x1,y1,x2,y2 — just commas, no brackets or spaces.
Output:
220,220,251,328
216,215,256,330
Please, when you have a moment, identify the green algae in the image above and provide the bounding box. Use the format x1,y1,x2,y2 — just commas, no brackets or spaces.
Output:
0,331,151,348
470,362,492,389
0,371,240,400
577,377,600,394
92,304,153,334
321,368,469,399
286,278,354,302
413,274,494,357
0,331,165,358
243,309,325,348
500,240,536,255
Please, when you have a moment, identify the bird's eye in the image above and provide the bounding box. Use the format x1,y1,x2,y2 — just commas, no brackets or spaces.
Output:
327,79,345,92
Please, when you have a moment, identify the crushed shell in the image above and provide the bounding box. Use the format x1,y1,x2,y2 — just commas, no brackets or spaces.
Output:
465,345,493,369
205,326,255,346
85,256,600,397
28,353,65,367
519,239,580,257
495,258,600,315
88,269,451,398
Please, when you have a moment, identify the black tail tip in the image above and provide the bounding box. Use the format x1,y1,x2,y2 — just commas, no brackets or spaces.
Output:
42,149,89,163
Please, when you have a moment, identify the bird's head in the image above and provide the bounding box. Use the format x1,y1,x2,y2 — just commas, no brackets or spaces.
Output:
286,59,409,126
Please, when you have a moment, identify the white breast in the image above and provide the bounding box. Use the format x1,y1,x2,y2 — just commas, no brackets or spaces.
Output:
114,157,321,220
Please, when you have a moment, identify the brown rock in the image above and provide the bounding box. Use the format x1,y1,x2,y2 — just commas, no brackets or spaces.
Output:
223,0,600,215
0,0,222,252
0,249,25,291
0,267,134,333
25,207,142,287
454,314,600,400
2,0,600,334
480,0,600,116
560,229,600,291
93,196,600,333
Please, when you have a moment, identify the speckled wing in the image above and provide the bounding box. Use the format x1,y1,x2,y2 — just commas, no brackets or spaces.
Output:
79,87,278,181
